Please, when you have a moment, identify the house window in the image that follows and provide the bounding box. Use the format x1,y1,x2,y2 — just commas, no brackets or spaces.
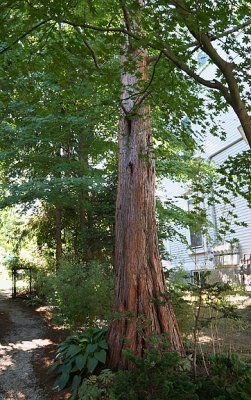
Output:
190,270,201,284
190,230,203,248
188,200,203,248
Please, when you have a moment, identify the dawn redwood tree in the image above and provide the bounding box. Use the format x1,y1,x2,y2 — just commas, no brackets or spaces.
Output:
2,0,250,370
107,2,184,369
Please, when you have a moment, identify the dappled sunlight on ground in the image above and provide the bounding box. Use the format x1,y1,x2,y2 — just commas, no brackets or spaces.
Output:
198,293,251,361
2,390,29,400
0,290,48,399
199,335,214,344
227,294,251,309
0,338,52,372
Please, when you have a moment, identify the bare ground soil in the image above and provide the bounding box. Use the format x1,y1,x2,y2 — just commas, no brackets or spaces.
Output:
0,290,71,400
199,293,251,362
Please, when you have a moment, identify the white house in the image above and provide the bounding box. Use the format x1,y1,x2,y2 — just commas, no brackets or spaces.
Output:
162,49,251,288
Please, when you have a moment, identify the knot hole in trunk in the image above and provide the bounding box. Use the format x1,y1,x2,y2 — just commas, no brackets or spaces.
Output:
128,162,134,175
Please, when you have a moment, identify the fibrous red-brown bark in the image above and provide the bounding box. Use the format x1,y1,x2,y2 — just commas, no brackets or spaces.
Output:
107,5,184,369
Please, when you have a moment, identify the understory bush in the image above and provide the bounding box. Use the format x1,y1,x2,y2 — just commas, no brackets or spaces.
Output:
111,349,197,400
111,351,251,400
166,268,244,367
51,339,251,400
77,369,114,400
196,353,251,400
34,261,113,329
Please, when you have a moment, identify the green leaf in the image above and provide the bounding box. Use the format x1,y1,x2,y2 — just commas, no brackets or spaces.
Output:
72,374,82,390
62,361,72,375
76,353,87,370
79,337,89,343
87,356,98,373
55,348,68,359
93,327,108,340
86,343,98,353
69,390,77,400
53,373,70,391
47,361,59,374
94,349,106,364
98,340,108,349
67,344,82,358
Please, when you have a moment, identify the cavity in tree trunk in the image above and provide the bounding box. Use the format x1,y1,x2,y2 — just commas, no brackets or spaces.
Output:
107,5,184,369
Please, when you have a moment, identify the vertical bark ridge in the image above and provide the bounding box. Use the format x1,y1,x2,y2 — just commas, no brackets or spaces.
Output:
107,2,184,370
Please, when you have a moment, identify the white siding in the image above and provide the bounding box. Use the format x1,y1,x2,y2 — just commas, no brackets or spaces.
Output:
163,125,250,271
162,36,250,271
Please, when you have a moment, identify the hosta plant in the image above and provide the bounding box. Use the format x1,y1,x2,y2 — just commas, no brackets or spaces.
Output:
49,326,108,398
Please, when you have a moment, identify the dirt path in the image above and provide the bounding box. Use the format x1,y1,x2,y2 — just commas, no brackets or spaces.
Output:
0,289,52,399
0,289,71,400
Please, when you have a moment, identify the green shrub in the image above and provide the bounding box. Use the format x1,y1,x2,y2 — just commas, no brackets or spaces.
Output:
50,326,109,398
196,353,251,400
111,349,197,400
25,294,42,307
110,351,251,400
35,261,113,329
78,369,114,400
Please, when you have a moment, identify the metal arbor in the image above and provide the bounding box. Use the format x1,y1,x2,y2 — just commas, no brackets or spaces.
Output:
12,267,32,298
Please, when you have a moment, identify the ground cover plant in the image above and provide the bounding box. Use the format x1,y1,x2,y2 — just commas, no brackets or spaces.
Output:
51,346,251,400
50,326,109,399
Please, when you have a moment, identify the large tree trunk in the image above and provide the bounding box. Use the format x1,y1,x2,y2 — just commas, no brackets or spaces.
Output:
107,6,184,369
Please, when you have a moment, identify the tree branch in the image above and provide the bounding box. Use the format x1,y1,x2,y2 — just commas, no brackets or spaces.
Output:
62,19,140,40
120,1,132,33
84,40,103,74
135,51,162,105
62,19,231,100
0,19,51,54
188,19,251,53
147,53,164,65
161,45,231,101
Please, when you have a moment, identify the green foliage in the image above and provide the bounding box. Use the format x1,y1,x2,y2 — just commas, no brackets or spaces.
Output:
60,350,251,400
196,353,251,400
111,351,251,400
217,150,251,208
4,256,34,272
50,326,108,397
25,294,42,307
165,267,195,338
35,261,113,329
166,268,242,351
111,349,197,400
78,369,114,400
0,207,21,262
